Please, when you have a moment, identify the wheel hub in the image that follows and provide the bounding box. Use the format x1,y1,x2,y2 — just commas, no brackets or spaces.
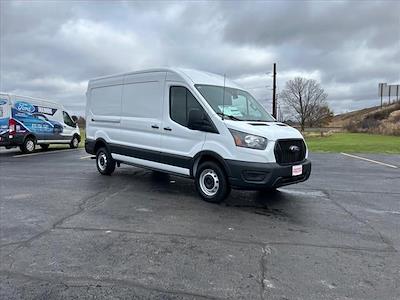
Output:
204,175,215,189
26,140,34,152
199,169,220,197
97,152,107,171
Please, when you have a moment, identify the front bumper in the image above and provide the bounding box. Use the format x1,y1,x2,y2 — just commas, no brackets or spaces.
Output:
226,159,311,190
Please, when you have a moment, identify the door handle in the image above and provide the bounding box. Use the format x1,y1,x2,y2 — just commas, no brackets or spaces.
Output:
163,127,172,131
151,125,159,129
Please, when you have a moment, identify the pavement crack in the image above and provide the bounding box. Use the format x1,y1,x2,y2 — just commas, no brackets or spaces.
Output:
294,186,400,196
2,186,128,269
259,246,268,300
0,269,223,300
53,226,396,253
323,189,397,253
52,189,110,229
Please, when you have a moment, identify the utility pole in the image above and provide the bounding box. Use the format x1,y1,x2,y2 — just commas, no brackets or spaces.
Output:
272,63,277,118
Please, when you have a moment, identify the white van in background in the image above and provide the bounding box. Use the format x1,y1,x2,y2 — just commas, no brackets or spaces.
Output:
0,93,81,153
85,68,311,202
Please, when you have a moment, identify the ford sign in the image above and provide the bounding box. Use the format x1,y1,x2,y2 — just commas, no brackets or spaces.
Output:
15,101,35,113
0,99,8,105
289,145,300,152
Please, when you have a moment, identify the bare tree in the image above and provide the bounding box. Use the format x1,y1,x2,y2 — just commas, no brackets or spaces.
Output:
308,105,334,127
280,77,329,131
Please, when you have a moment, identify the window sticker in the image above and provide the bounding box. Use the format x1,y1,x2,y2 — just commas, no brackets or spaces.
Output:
217,105,243,117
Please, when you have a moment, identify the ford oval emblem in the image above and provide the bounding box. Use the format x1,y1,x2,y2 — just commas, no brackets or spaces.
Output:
289,145,300,152
15,101,35,113
0,99,7,105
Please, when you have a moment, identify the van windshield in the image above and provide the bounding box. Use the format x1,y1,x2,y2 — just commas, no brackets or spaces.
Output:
195,85,275,122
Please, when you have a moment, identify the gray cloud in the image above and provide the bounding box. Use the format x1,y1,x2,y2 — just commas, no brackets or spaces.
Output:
1,0,399,116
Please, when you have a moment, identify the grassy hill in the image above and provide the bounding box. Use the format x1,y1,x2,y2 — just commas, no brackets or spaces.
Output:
329,102,400,136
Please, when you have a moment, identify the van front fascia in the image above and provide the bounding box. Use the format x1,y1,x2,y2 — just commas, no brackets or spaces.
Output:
226,159,312,190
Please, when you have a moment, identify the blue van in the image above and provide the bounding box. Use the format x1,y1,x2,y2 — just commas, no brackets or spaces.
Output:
0,93,81,153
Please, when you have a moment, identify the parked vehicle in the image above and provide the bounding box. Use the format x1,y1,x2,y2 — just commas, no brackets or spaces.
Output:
85,68,311,202
0,93,81,153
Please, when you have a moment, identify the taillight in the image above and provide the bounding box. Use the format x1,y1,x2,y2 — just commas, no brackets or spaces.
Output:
9,119,16,135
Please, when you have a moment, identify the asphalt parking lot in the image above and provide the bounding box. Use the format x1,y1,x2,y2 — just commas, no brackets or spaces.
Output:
0,148,399,299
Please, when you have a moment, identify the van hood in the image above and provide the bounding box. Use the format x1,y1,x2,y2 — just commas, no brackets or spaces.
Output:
223,120,303,141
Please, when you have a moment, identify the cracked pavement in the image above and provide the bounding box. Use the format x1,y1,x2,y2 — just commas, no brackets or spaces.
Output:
0,149,399,299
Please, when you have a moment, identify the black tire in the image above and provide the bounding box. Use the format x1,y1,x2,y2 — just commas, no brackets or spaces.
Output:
96,147,115,175
40,144,49,151
195,161,230,203
70,135,80,149
20,136,36,153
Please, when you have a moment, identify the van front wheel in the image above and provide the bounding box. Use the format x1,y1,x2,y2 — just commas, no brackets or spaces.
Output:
96,147,115,175
195,161,230,203
70,135,80,149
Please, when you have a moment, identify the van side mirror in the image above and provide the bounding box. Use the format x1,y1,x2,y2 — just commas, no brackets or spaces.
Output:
188,109,214,132
71,115,78,123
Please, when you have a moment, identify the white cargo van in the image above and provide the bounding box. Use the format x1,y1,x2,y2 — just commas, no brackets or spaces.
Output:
0,93,81,153
85,68,311,202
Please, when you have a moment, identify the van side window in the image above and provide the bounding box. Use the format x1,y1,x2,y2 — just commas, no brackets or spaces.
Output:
170,86,203,127
63,111,75,127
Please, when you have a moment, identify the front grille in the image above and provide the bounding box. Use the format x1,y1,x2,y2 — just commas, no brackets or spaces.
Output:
274,139,306,165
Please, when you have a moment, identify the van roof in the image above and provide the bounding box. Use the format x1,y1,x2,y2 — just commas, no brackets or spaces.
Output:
0,92,65,109
88,68,243,89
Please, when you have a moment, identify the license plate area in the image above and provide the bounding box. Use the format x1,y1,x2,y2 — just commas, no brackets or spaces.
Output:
292,165,303,176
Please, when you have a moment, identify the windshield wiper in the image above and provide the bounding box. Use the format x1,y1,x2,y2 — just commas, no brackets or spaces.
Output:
216,112,242,121
245,119,274,122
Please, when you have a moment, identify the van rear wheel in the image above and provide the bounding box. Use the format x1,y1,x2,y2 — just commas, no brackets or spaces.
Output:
195,161,230,203
20,137,36,153
96,147,115,175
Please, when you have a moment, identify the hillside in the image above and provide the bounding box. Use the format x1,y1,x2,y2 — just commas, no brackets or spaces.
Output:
329,102,400,135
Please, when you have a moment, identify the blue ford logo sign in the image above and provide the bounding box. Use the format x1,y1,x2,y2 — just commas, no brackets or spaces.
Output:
15,101,35,113
289,145,300,152
0,99,7,105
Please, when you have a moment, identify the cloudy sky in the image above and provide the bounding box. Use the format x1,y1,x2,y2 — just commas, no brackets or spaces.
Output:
1,0,399,116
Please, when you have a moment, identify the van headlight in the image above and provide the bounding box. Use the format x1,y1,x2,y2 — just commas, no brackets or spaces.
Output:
229,129,267,150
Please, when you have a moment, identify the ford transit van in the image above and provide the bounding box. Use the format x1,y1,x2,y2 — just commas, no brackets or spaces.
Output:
0,93,81,153
85,68,311,202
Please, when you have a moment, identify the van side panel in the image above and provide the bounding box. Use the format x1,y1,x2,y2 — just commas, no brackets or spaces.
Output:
118,72,165,152
91,85,122,117
86,77,123,144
